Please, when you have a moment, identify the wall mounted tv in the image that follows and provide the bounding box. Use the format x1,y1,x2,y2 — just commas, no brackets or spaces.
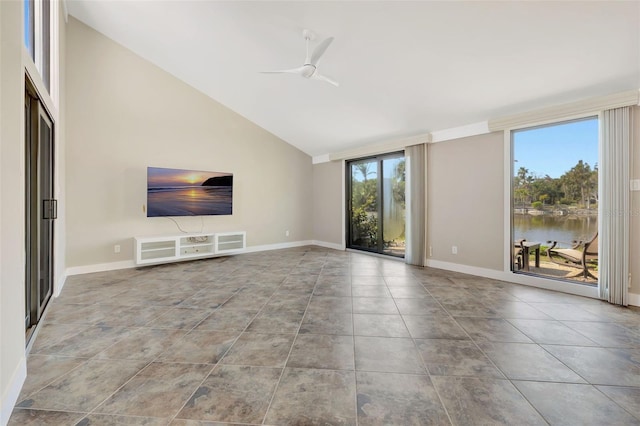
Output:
147,167,233,217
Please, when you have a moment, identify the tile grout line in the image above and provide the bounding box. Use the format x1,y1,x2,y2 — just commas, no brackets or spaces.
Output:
260,254,324,425
163,275,255,424
352,264,359,426
422,276,553,425
82,265,246,423
393,271,455,426
169,259,302,425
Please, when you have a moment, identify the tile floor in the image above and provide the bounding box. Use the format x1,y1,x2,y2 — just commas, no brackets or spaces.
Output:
8,246,640,425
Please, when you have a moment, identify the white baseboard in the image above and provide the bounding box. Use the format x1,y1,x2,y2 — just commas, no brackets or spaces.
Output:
1,356,26,426
54,271,67,297
64,241,324,277
426,259,506,281
243,240,316,253
66,260,136,276
312,240,345,251
61,245,634,307
426,259,600,300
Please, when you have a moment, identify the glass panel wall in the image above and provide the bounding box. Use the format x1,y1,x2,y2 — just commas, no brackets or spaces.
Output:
511,117,599,284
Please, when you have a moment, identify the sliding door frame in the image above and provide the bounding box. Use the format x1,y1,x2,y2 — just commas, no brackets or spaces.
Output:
346,151,405,258
25,76,56,338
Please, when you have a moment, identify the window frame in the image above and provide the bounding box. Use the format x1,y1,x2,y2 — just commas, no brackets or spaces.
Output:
502,111,602,299
23,0,56,96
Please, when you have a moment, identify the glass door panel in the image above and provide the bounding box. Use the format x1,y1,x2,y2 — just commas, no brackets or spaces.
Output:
349,159,379,250
38,113,54,310
25,78,55,337
382,157,405,256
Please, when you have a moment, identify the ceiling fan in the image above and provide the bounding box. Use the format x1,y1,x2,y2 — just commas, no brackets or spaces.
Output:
261,29,339,87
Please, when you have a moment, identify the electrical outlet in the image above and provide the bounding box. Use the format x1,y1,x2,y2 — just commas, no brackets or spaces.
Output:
429,246,433,257
451,246,458,255
285,230,290,237
114,244,121,253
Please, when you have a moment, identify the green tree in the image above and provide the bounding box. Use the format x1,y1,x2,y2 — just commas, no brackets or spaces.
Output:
351,163,378,246
531,175,563,205
589,163,598,207
392,159,405,209
354,163,374,183
514,167,531,209
560,160,596,208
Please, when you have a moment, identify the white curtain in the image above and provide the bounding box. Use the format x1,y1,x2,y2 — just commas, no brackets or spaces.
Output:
600,106,630,305
405,143,427,266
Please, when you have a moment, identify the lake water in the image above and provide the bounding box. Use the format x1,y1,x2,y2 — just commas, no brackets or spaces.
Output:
513,214,597,248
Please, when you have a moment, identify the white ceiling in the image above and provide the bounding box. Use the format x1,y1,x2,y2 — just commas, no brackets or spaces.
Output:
66,1,640,158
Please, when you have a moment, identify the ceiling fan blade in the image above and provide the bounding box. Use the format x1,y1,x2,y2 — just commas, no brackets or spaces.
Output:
260,66,305,75
310,37,334,66
312,72,339,87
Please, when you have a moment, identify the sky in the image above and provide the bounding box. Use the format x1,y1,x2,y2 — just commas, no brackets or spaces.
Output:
513,117,598,178
147,167,230,188
351,157,404,182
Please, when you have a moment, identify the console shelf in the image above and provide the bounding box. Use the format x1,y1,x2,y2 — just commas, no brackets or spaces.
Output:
135,231,246,265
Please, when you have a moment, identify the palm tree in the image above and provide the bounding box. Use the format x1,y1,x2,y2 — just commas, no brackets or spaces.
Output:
355,163,374,182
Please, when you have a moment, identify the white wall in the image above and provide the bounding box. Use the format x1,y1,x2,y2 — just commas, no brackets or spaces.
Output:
1,1,27,422
65,18,313,269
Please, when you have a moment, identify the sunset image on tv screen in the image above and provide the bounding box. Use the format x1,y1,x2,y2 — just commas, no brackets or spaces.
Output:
147,167,233,217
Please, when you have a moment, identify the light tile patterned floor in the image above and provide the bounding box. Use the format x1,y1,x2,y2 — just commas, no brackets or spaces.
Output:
9,246,640,425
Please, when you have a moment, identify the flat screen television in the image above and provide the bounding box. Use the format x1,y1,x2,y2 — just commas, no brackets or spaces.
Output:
147,167,233,217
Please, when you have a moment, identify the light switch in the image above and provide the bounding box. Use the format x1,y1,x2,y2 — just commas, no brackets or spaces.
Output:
631,179,640,191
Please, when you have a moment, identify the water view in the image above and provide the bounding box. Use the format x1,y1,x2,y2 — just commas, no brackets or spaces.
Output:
513,214,597,248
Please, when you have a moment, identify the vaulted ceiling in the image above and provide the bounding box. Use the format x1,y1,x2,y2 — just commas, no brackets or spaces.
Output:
66,1,640,157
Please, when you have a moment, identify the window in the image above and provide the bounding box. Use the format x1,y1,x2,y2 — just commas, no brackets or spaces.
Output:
24,0,51,91
511,117,599,284
24,0,35,59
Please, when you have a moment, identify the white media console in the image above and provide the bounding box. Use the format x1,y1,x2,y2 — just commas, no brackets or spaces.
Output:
134,231,246,265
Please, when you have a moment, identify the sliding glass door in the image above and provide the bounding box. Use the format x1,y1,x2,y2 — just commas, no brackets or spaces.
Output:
25,78,56,337
347,153,405,257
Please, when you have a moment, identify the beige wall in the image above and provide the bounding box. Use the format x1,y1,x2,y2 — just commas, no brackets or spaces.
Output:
630,106,640,296
312,160,344,246
428,132,505,270
54,0,67,294
1,0,26,418
65,18,313,268
309,132,505,270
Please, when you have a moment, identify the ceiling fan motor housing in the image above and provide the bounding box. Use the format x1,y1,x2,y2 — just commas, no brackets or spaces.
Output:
300,64,316,78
